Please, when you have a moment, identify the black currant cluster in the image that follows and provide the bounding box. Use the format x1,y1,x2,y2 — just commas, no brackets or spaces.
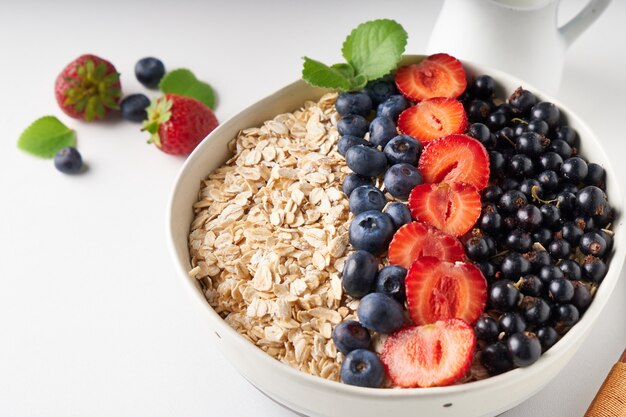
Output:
460,75,614,375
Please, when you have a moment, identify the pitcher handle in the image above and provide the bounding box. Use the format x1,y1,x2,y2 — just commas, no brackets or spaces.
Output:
559,0,612,47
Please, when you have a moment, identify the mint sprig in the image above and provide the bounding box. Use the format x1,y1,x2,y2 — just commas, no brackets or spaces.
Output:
159,69,216,109
302,19,407,92
17,116,76,158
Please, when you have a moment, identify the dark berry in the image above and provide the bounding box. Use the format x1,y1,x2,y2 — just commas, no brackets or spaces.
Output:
527,119,549,136
489,279,521,311
572,281,592,312
508,154,534,178
348,210,395,256
332,320,371,354
579,232,607,257
548,139,573,159
468,123,493,146
561,157,588,183
532,227,552,247
120,93,150,122
377,95,409,121
538,265,564,284
368,116,397,148
135,57,165,88
465,236,491,261
342,174,374,197
501,177,521,191
599,230,614,252
539,152,564,172
383,135,422,166
473,75,496,99
508,87,537,114
487,110,508,130
530,102,560,128
505,229,532,252
338,115,369,138
517,274,544,297
585,163,605,188
507,332,542,367
383,163,423,200
537,170,559,191
54,147,83,174
527,250,552,271
515,132,543,157
516,205,542,231
357,293,404,334
341,250,378,297
536,325,559,351
478,261,498,282
340,349,385,388
499,190,528,214
363,78,398,105
539,204,561,230
375,265,407,302
345,145,387,177
467,99,492,123
349,185,387,215
336,92,373,117
474,316,499,342
576,186,608,216
499,311,527,336
521,296,551,325
501,253,532,280
559,259,582,281
582,256,607,282
338,135,371,156
547,238,571,260
503,215,518,232
556,192,577,217
490,151,506,174
384,202,412,230
481,342,514,375
554,125,578,147
548,278,575,303
518,179,540,199
482,185,503,204
554,304,580,326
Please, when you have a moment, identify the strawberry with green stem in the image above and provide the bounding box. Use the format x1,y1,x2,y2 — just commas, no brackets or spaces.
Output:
54,54,122,121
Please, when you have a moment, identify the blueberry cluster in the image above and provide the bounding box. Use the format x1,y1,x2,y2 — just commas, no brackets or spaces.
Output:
461,76,614,374
333,79,424,387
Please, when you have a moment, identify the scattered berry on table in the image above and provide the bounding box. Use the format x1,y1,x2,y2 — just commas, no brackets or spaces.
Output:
54,147,83,174
120,94,151,122
135,57,166,88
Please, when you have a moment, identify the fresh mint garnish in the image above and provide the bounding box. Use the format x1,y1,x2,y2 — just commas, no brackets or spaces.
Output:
302,19,407,92
159,69,216,109
17,116,76,158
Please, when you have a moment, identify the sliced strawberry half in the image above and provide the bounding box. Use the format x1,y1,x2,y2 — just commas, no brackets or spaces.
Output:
405,257,487,326
394,53,467,102
397,98,467,143
388,221,465,269
381,319,475,388
408,182,481,236
419,134,490,190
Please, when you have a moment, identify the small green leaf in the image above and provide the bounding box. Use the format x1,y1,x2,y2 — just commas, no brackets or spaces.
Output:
330,63,355,79
301,57,353,91
341,19,408,81
349,74,368,91
17,116,76,158
159,69,216,109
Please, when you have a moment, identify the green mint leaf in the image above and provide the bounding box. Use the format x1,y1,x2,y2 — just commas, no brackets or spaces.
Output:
17,116,76,158
302,57,353,91
341,19,408,81
159,69,216,109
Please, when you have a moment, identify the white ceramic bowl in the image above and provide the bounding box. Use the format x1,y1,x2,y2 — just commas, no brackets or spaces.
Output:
167,56,625,417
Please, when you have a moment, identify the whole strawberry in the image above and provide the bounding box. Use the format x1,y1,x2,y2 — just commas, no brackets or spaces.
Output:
142,94,218,155
54,54,121,122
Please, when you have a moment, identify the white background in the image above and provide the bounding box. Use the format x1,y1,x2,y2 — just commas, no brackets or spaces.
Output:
1,0,625,416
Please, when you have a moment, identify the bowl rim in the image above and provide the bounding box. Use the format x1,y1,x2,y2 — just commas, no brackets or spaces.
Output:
166,54,626,398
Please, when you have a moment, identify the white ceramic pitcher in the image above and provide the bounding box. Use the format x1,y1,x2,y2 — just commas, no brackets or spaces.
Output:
426,0,611,95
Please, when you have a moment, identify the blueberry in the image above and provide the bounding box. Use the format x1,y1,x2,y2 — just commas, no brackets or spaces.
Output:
338,135,371,156
363,78,398,105
489,279,521,311
530,102,560,128
357,292,404,334
384,202,412,230
335,92,373,117
506,332,542,367
375,265,407,302
383,163,423,200
54,147,83,174
345,145,387,177
332,320,371,354
120,94,151,122
342,174,374,197
376,95,409,121
368,116,397,148
349,185,387,215
349,210,395,256
481,342,514,375
338,115,370,138
341,250,378,298
340,349,385,388
135,57,166,88
383,135,422,166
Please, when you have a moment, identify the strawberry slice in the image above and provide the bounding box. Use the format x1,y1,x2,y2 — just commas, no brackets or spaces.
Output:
397,98,467,143
408,182,481,236
394,53,467,101
388,221,465,269
418,134,490,190
381,319,475,388
405,257,487,326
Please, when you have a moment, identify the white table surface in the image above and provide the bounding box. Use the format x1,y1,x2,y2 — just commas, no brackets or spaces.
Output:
1,1,625,416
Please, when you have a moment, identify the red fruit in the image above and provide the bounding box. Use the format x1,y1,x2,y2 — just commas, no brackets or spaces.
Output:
142,94,219,155
388,221,465,269
394,53,467,102
408,182,481,236
405,257,487,326
381,319,475,388
419,134,490,190
54,54,122,122
397,98,467,143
